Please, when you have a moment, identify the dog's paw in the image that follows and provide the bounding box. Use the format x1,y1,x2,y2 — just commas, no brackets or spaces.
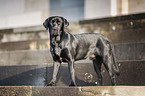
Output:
69,82,76,86
47,82,55,86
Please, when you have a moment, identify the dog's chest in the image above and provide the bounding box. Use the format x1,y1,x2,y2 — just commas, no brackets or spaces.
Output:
54,47,61,56
51,43,70,62
52,43,65,56
52,43,62,56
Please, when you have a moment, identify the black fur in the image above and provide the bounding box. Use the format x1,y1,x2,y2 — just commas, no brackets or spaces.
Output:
43,16,120,86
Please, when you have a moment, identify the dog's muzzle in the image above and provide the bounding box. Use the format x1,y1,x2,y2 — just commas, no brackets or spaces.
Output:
52,28,59,36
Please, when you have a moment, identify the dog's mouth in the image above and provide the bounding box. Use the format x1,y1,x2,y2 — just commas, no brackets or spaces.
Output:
52,29,59,35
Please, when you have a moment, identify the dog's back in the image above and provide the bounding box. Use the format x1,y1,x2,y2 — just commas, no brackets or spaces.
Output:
72,33,111,61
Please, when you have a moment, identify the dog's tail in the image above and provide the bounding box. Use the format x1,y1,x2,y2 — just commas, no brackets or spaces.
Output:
113,59,120,76
111,44,120,76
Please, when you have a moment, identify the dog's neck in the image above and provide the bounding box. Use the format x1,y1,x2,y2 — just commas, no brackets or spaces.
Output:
50,30,67,47
50,31,68,56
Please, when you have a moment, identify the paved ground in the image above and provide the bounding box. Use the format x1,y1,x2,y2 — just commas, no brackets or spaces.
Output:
0,86,144,96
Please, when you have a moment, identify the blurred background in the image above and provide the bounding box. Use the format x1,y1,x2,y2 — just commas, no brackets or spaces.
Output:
0,0,145,29
0,0,145,87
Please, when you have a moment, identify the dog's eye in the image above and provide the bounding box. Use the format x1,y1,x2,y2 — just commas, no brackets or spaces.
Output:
51,20,55,23
57,22,61,25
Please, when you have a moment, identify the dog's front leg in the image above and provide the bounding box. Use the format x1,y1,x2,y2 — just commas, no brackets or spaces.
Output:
47,61,61,86
68,60,76,86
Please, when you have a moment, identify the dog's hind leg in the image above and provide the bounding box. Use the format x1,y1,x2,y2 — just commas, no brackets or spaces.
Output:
92,56,103,86
96,38,117,85
103,56,116,86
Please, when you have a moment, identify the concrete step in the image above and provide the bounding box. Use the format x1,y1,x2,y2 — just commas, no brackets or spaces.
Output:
0,61,145,86
0,30,145,51
103,28,145,43
0,65,47,86
0,39,49,51
0,38,145,52
0,50,53,66
0,41,145,65
0,86,144,96
1,27,145,44
114,42,145,61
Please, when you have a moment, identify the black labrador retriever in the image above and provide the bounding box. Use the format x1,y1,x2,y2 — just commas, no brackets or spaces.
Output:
43,16,120,86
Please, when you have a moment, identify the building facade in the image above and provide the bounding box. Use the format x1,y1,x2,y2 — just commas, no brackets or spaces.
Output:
0,0,145,29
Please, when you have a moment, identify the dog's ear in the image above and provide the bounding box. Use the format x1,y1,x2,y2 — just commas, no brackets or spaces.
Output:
60,17,69,28
43,19,49,30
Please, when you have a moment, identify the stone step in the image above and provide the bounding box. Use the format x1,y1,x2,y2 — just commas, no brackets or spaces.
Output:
0,39,49,51
0,50,53,66
0,61,145,86
114,42,145,61
0,38,145,52
0,86,144,96
0,41,144,65
0,27,145,47
103,28,145,43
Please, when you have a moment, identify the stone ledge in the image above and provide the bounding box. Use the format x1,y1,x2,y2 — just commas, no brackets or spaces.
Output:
0,86,144,96
0,61,145,86
0,41,145,65
79,86,145,96
0,86,32,96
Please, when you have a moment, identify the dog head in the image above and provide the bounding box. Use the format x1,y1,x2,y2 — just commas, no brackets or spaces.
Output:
43,16,69,43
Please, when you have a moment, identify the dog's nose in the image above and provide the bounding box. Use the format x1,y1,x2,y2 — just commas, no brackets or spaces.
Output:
53,27,57,30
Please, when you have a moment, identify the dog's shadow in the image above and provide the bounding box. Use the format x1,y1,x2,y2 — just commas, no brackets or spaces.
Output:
0,66,47,86
0,65,97,86
47,65,97,86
